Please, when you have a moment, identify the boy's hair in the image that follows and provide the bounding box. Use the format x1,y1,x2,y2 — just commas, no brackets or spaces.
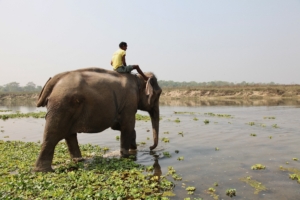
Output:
119,42,127,48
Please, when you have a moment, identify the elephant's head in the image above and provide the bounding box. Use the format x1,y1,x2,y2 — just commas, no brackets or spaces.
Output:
137,73,162,151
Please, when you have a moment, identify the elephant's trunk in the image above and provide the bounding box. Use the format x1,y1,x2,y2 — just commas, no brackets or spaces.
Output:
149,104,159,150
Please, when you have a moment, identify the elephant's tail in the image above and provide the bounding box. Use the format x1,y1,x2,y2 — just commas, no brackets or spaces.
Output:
36,72,69,107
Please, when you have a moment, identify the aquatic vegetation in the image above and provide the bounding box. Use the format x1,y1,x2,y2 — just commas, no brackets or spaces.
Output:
280,166,300,183
260,124,266,127
204,119,210,124
240,176,267,194
250,133,257,137
215,147,219,151
172,174,182,181
248,122,255,126
135,114,151,121
167,166,176,175
178,131,184,137
0,112,151,121
186,186,196,194
174,111,198,114
115,135,120,140
269,136,272,139
175,150,179,154
263,116,276,119
0,110,12,112
174,118,181,123
193,117,198,121
3,136,9,138
177,156,184,161
0,130,4,133
0,111,46,120
293,158,298,161
140,141,146,145
163,152,172,158
251,164,266,170
0,140,176,199
206,187,218,200
161,137,170,143
225,188,236,197
204,112,232,118
214,182,218,186
147,137,150,140
163,131,169,134
272,124,279,128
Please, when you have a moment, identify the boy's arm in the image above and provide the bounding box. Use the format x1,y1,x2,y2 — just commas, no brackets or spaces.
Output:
122,55,127,66
110,61,113,66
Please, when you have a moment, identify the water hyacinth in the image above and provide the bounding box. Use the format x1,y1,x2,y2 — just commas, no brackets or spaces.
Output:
0,140,176,199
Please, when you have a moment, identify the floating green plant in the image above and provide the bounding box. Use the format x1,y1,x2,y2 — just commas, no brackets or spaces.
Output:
193,117,198,121
0,130,4,133
289,174,300,183
3,136,9,138
178,131,184,137
135,114,151,121
240,176,267,194
175,150,179,154
167,166,176,175
204,112,232,118
226,188,236,197
161,137,170,143
215,147,219,151
177,156,184,161
272,124,279,128
204,119,210,124
263,116,276,119
250,133,257,137
163,152,172,158
260,124,266,127
174,118,181,123
251,164,266,170
186,186,196,195
0,110,12,112
269,136,272,139
174,111,198,114
163,131,169,134
140,141,146,145
293,158,298,161
0,140,175,199
248,122,255,126
214,182,218,186
115,135,120,140
172,174,182,181
206,187,218,200
147,137,150,140
0,111,46,120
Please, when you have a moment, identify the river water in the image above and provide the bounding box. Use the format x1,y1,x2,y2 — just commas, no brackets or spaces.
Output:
0,99,299,199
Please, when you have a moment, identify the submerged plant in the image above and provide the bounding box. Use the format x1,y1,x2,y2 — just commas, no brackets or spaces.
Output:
240,176,267,194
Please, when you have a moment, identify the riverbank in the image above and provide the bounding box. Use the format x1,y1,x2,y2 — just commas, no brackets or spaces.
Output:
1,85,300,101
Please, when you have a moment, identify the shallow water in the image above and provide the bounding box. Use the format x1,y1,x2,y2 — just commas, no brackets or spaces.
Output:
0,100,299,199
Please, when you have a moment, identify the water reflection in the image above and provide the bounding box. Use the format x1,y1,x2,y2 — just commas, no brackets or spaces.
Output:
160,98,300,107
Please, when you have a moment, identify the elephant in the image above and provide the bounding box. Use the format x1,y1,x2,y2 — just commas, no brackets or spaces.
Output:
33,67,162,172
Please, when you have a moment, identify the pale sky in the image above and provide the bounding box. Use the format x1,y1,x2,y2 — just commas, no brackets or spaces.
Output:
0,0,299,86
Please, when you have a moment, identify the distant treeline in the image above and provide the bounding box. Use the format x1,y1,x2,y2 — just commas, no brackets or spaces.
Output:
0,80,290,93
0,82,42,93
158,80,278,88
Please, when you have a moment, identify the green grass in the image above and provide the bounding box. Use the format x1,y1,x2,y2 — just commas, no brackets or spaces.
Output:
0,140,175,199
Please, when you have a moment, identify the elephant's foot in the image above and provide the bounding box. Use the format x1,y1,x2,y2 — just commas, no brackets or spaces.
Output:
32,166,54,172
120,148,129,156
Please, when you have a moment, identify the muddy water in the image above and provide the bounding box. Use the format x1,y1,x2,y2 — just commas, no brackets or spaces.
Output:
0,100,300,199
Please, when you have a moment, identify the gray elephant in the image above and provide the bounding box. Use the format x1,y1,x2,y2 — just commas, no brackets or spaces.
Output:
34,67,162,172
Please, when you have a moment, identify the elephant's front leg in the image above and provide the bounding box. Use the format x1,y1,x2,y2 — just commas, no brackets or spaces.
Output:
65,133,83,161
120,115,136,156
129,129,137,150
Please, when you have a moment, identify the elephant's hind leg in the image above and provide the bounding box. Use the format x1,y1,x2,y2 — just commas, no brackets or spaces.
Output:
65,133,83,161
33,134,62,172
